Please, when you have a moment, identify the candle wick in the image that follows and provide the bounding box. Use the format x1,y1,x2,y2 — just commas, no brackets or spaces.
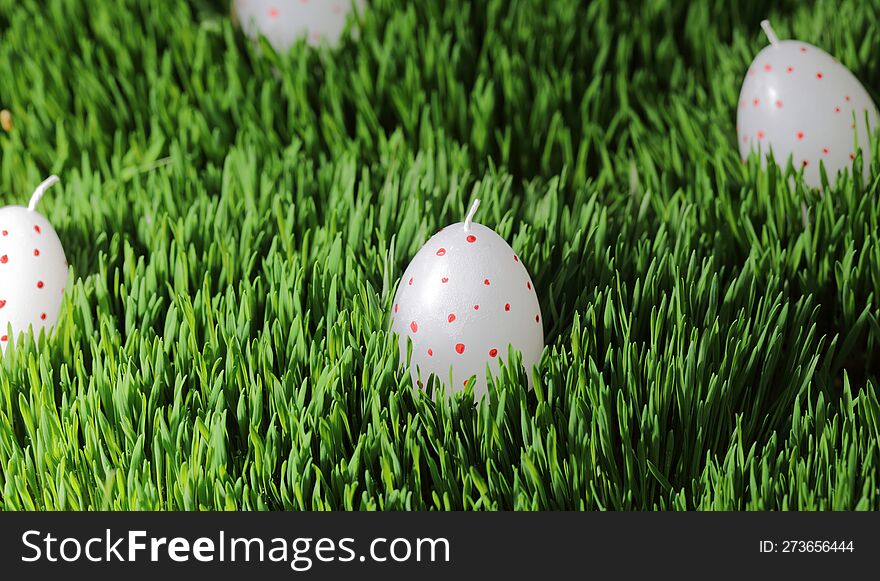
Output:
28,175,60,212
761,20,780,47
463,199,481,231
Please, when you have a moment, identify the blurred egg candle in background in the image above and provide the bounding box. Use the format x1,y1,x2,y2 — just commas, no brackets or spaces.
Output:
0,176,68,350
391,200,544,397
233,0,366,51
737,20,879,188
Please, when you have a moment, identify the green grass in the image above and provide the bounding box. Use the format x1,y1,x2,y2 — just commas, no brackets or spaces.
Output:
1,0,879,510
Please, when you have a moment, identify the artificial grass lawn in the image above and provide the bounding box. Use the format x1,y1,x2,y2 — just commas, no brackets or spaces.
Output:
1,0,879,511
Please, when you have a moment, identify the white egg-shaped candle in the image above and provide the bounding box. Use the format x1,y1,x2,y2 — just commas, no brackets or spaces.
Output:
391,200,544,397
233,0,365,51
737,21,879,188
0,176,68,350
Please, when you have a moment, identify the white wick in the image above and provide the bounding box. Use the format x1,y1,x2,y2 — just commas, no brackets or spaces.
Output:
463,199,480,231
761,20,780,47
28,175,60,212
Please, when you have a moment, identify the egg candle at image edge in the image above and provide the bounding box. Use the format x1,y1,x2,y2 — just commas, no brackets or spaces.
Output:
0,176,68,350
391,200,544,397
233,0,366,51
737,20,879,188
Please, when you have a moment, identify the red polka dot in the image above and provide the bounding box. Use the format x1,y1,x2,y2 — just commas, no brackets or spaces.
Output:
816,73,823,79
802,160,809,167
845,96,851,102
436,248,446,256
34,225,41,234
757,131,764,139
835,107,841,113
473,305,479,310
455,343,465,354
408,277,413,286
0,255,6,264
775,100,782,108
268,7,279,18
441,277,449,283
483,279,490,285
1,336,6,342
753,98,759,107
535,315,540,323
850,153,855,160
34,249,40,257
427,348,433,357
40,313,46,321
513,255,519,262
410,321,418,333
764,64,771,71
527,281,532,290
394,303,398,313
800,47,807,53
0,300,5,309
796,132,804,140
823,148,829,155
786,66,794,73
466,235,476,243
504,303,510,312
37,281,44,289
489,349,498,358
447,314,456,323
1,230,6,236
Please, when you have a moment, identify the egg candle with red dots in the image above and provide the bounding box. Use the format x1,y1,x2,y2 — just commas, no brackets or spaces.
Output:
737,20,879,188
232,0,366,51
0,176,68,350
391,200,544,397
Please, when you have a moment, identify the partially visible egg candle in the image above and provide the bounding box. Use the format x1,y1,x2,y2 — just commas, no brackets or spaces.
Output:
0,176,68,350
737,20,879,188
233,0,366,51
